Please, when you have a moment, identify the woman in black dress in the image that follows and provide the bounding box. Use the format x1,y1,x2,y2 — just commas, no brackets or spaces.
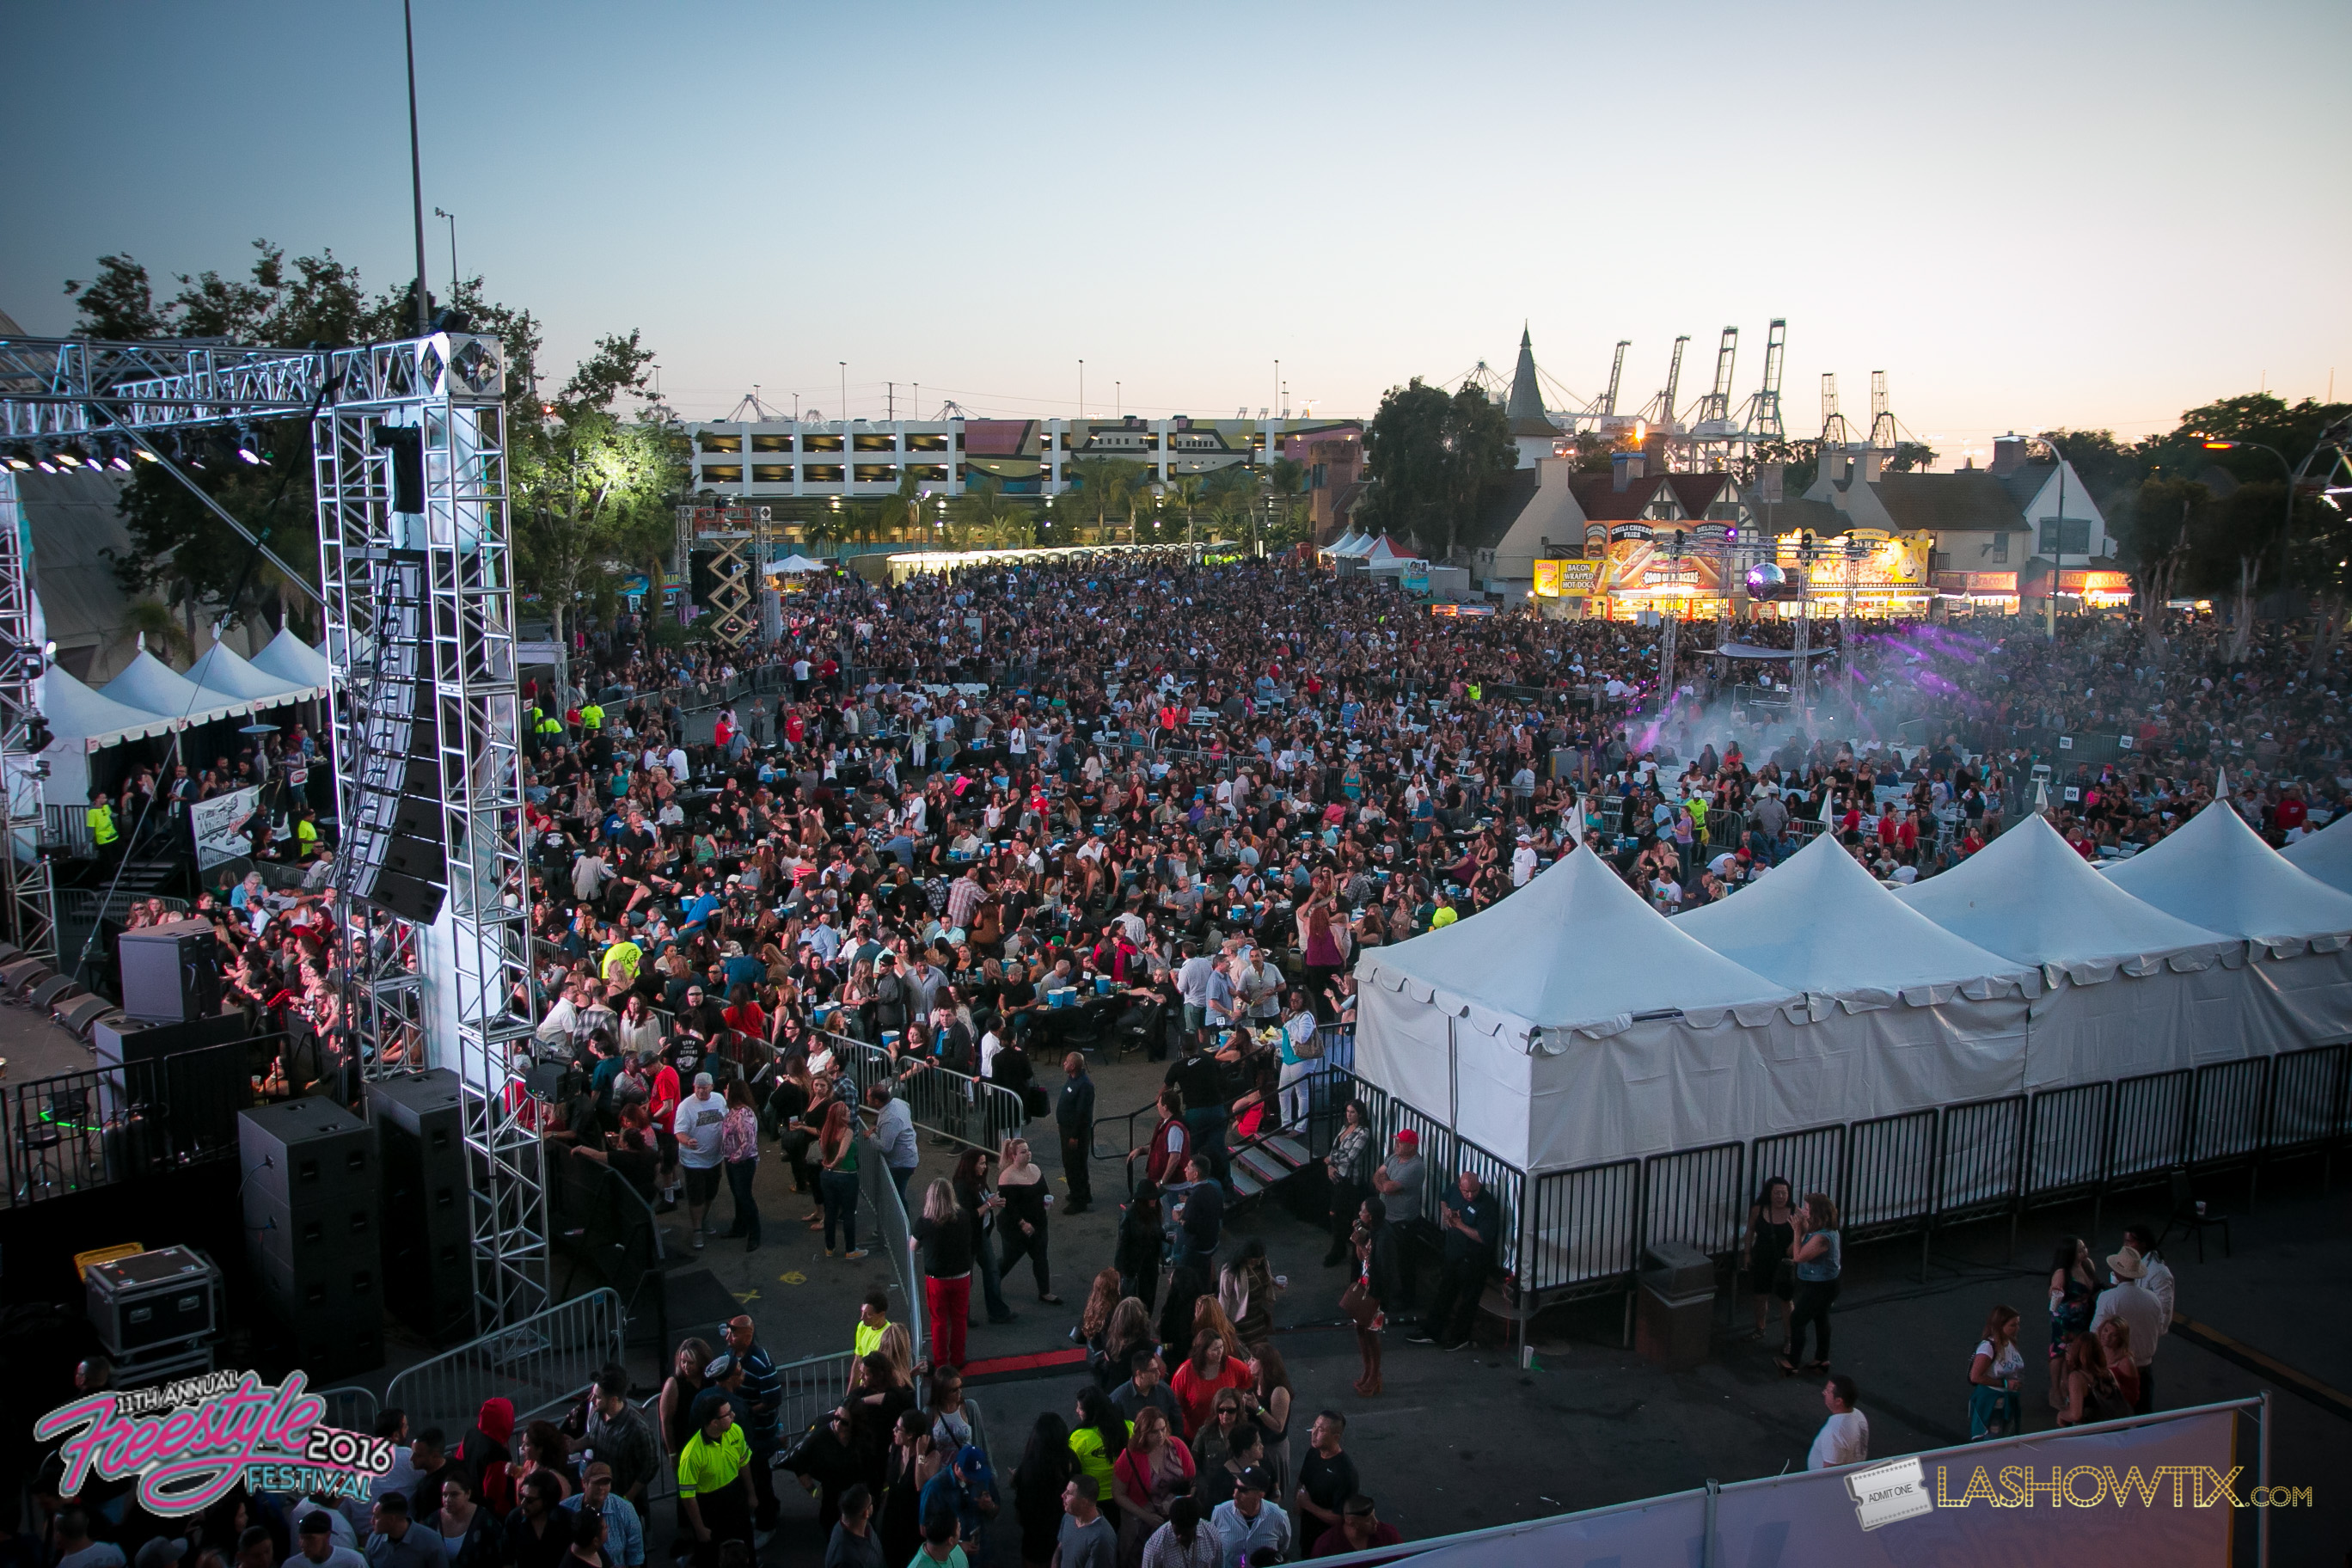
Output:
1740,1175,1796,1344
1011,1412,1074,1568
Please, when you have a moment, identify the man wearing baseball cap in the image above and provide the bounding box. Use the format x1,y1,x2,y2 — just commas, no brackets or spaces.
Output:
1209,1466,1289,1565
293,1514,365,1568
1367,1129,1425,1306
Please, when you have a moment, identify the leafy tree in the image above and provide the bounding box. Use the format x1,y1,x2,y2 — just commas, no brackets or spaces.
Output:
1265,457,1307,550
1754,437,1819,499
1169,474,1206,543
509,331,685,646
946,477,1032,548
1066,456,1149,543
1361,377,1515,560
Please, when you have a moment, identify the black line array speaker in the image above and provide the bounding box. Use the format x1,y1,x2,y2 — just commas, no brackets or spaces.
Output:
237,1098,385,1378
366,1069,475,1342
346,550,449,927
118,918,223,1025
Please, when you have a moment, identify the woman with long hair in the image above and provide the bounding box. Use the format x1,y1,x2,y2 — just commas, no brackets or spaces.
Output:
1114,1183,1164,1313
1215,1240,1277,1351
1777,1193,1842,1377
913,1177,976,1372
818,1100,866,1259
878,1408,930,1567
1969,1304,2025,1441
1112,1405,1197,1565
1169,1328,1255,1442
1067,1386,1132,1523
2045,1234,2098,1409
1740,1175,1797,1344
1349,1195,1400,1397
996,1136,1060,1304
1099,1297,1155,1393
1012,1413,1075,1568
657,1338,713,1457
1190,1298,1246,1366
1077,1266,1124,1365
1320,1100,1372,1268
952,1146,1017,1327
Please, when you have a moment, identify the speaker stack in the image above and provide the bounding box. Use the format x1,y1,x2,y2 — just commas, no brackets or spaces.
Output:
366,1069,475,1342
345,551,448,928
93,1012,253,1135
237,1099,385,1378
118,918,224,1024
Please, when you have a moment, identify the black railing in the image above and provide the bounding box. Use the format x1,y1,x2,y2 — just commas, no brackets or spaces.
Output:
546,1148,669,1349
3,1038,263,1210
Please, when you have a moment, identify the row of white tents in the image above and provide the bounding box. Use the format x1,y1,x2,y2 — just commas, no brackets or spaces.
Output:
1319,530,1422,567
38,628,331,803
1355,800,2352,1175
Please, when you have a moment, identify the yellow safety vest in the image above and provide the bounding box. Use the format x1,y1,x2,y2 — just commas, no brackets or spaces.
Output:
579,703,604,731
88,804,118,845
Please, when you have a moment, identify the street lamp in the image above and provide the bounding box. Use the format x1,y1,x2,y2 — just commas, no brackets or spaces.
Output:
2026,432,2084,639
2198,435,2300,597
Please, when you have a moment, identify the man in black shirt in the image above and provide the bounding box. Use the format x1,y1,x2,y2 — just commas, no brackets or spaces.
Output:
1408,1171,1500,1351
1294,1411,1359,1545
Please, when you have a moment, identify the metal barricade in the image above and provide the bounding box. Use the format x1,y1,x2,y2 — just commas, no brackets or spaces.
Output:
2107,1069,2192,1186
1933,1095,2025,1221
1842,1109,1938,1237
855,1136,927,1359
1303,1062,1388,1162
4,1038,259,1210
1639,1142,1746,1260
312,1385,382,1433
2023,1081,2110,1204
2263,1044,2349,1156
820,1031,1026,1153
383,1287,628,1439
1522,1158,1638,1296
2189,1057,2269,1170
1747,1124,1845,1219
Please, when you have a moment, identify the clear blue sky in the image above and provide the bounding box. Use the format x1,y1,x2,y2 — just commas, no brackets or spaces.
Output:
3,0,2344,460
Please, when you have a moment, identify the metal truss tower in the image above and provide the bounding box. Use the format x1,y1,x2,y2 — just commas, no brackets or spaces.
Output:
0,475,55,960
0,332,546,1329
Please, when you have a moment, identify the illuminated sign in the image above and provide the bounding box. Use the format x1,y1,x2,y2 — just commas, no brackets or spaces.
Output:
1534,559,1601,597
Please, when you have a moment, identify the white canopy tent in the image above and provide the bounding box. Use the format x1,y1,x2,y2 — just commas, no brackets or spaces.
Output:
187,640,323,706
1353,846,1806,1173
2282,811,2352,895
1363,535,1424,568
102,646,252,730
1326,531,1374,560
38,665,181,805
2102,799,2352,1047
1671,833,2038,1121
769,554,828,574
248,628,334,693
1896,814,2258,1081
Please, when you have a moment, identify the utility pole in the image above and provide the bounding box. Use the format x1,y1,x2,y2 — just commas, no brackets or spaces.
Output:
1792,533,1813,711
1657,530,1684,720
403,0,430,333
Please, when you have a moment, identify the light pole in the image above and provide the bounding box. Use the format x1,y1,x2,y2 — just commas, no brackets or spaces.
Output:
838,362,847,424
433,206,457,289
402,0,429,333
2028,432,2086,638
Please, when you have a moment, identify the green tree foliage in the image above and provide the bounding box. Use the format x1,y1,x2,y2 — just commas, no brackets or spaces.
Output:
946,477,1034,548
1360,378,1516,560
509,331,685,646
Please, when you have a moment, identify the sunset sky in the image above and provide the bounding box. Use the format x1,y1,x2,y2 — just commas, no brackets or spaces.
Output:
3,0,2344,462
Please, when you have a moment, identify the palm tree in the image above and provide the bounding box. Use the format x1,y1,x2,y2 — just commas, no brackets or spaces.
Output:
1171,474,1206,544
1124,478,1160,544
1067,456,1123,544
948,476,1029,547
1266,456,1308,553
125,598,193,665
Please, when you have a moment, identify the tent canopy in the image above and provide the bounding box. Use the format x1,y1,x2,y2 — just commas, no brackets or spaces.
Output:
1674,832,2033,1006
2104,799,2352,952
187,640,322,706
1363,535,1423,567
248,628,333,693
1896,813,2237,982
769,554,828,574
40,665,180,749
2282,812,2352,896
102,646,250,728
1357,845,1790,1043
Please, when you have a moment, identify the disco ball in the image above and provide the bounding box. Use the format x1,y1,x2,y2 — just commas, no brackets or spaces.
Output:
1744,561,1793,600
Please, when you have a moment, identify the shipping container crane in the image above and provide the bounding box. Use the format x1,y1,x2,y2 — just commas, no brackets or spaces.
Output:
1869,370,1898,450
1688,327,1739,429
1737,318,1786,441
1821,371,1856,446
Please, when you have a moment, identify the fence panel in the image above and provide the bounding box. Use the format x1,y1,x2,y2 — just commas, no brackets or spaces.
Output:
2108,1069,2193,1185
1387,1099,1457,1231
1640,1142,1746,1260
3,1038,264,1210
382,1288,626,1439
2189,1057,2270,1169
312,1386,381,1433
1522,1159,1639,1295
1747,1124,1845,1223
822,1032,1025,1152
855,1136,926,1358
2264,1044,2348,1155
2023,1082,2110,1202
1934,1096,2026,1221
1842,1109,1939,1235
1302,1063,1388,1163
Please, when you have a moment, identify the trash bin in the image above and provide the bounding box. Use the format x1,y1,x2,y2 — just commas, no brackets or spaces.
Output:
1635,1240,1717,1370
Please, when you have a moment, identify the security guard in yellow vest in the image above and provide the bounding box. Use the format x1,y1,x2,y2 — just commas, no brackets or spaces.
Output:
87,790,119,861
579,700,604,733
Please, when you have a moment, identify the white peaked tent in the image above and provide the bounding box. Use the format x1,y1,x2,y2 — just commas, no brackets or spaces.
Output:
769,554,828,574
103,646,251,729
1671,833,2037,1123
1328,531,1375,560
1353,846,1798,1171
1363,534,1423,567
38,665,181,805
2102,799,2352,1048
249,628,334,694
1897,815,2256,1081
2282,811,2352,895
187,640,322,706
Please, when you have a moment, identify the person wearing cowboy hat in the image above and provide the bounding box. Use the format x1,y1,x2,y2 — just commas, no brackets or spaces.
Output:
2090,1245,2164,1414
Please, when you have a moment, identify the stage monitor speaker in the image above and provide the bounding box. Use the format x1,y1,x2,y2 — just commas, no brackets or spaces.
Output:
94,1013,253,1125
353,867,445,926
367,1069,474,1339
118,918,223,1025
238,1099,385,1379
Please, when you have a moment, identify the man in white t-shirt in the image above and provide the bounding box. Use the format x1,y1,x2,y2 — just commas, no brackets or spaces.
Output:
52,1510,126,1568
1806,1375,1869,1470
675,1073,728,1251
1511,836,1538,888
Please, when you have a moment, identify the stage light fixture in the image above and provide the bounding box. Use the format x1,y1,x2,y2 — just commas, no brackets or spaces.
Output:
3,446,32,472
54,442,90,470
132,441,158,463
105,438,134,472
235,425,267,465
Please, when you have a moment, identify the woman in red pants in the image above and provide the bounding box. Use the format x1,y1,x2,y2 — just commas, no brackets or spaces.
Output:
913,1177,975,1371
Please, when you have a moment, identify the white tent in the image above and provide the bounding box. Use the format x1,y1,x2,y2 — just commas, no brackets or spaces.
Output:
1328,531,1375,560
187,640,322,706
1670,833,2037,1124
37,665,181,806
2102,799,2352,1048
2104,799,2352,952
1897,814,2258,1081
769,554,828,574
1363,535,1423,567
2282,811,2352,895
1353,846,1800,1172
249,628,334,694
103,646,252,728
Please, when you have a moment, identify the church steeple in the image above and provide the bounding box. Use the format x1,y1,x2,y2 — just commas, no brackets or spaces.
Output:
1505,322,1550,426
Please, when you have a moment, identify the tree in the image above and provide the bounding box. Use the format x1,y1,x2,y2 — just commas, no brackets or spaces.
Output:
947,477,1032,548
1067,456,1149,543
2108,476,2212,657
1360,377,1515,560
1265,457,1307,551
509,332,684,647
1169,474,1206,543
